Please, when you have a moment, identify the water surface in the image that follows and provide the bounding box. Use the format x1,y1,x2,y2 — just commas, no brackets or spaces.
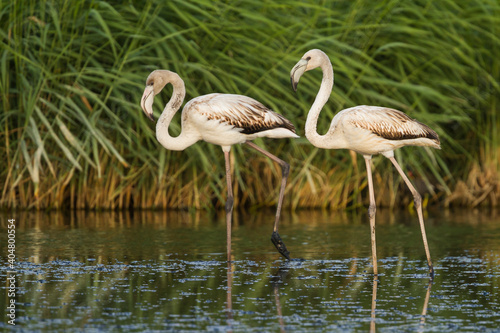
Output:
1,209,500,331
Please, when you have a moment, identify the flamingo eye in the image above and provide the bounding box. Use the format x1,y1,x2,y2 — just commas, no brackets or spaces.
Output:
305,56,311,60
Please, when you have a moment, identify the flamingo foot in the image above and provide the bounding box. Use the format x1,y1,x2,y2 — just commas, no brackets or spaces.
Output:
271,231,291,260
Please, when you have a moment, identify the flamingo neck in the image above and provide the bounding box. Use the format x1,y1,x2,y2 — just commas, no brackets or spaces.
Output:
305,55,334,149
156,77,199,151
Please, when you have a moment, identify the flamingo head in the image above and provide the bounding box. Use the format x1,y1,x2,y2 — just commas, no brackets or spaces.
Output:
140,70,171,122
290,49,329,92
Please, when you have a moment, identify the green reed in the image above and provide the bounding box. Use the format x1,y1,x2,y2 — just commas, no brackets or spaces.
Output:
1,0,499,209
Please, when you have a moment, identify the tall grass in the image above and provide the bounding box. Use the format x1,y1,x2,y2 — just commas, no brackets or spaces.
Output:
1,0,499,210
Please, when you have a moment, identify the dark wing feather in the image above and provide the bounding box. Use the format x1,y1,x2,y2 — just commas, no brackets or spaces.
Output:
346,106,439,142
196,94,296,134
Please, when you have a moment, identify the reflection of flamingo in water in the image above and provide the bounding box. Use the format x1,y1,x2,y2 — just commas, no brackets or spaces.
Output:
370,276,432,332
140,70,298,261
419,280,433,330
271,264,291,333
226,262,233,326
290,49,439,277
370,276,378,333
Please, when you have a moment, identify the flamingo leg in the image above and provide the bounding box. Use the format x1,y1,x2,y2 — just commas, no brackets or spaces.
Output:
388,157,434,278
245,141,291,260
224,150,234,262
364,155,378,276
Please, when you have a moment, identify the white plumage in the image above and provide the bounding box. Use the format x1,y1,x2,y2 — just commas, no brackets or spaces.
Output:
329,105,440,156
140,70,297,261
291,49,439,277
183,93,298,148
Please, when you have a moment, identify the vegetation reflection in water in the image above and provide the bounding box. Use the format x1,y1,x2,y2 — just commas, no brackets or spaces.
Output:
1,209,500,331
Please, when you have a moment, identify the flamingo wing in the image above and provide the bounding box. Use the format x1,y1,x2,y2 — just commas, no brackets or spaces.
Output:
188,94,297,135
341,106,439,142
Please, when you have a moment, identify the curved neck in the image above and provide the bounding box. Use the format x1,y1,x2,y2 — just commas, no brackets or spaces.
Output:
156,75,198,151
305,56,334,148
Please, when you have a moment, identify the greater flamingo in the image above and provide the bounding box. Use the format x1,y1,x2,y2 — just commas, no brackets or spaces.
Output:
290,49,439,277
141,70,298,261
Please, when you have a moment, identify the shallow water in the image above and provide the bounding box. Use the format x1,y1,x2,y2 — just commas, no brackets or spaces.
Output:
1,209,500,331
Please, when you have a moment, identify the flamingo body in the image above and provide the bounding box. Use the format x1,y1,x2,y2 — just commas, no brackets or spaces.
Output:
141,70,297,260
181,93,298,150
322,105,440,156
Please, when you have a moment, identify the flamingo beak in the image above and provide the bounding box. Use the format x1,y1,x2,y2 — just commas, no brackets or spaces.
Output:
141,85,155,122
290,59,308,92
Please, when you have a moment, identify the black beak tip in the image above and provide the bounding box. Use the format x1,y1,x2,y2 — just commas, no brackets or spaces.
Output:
290,78,298,92
148,113,154,122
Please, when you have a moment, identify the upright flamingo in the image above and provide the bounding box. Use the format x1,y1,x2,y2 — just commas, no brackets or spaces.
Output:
290,49,439,277
140,70,298,261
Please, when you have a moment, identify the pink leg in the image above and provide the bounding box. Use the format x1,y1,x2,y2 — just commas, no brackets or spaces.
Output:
364,155,378,276
388,156,434,277
246,141,291,259
224,150,234,262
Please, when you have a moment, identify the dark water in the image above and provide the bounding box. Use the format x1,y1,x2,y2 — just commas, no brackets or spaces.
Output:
1,209,500,332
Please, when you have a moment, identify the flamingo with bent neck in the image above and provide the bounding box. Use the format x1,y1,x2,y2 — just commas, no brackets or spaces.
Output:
140,70,298,261
290,49,439,277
